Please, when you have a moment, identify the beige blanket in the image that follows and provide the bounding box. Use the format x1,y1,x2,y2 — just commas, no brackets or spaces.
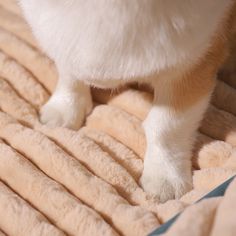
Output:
0,1,236,235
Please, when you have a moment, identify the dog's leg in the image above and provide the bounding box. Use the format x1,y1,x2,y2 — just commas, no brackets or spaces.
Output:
40,71,92,129
140,73,215,202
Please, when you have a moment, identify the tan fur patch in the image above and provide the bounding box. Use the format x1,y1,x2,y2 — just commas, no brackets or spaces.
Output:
170,3,236,112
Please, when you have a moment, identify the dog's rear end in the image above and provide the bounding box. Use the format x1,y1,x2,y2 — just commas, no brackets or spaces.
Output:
19,0,236,202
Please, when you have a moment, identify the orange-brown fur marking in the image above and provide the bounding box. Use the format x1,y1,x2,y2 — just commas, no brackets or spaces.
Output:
171,3,236,112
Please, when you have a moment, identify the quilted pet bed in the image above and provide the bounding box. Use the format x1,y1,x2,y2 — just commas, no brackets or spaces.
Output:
0,1,236,235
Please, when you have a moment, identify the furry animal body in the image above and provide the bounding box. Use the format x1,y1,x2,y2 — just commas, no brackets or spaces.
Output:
19,0,235,202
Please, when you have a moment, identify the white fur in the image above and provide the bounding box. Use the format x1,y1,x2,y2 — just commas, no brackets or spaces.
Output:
40,77,92,129
140,79,213,202
18,0,232,201
19,0,231,82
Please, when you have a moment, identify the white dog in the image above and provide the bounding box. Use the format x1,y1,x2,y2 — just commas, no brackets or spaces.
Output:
19,0,234,202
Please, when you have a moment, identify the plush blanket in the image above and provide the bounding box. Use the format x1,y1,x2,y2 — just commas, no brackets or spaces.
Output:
0,1,236,235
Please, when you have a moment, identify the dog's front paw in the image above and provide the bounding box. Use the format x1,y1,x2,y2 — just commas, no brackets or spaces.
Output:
140,164,192,203
40,94,92,129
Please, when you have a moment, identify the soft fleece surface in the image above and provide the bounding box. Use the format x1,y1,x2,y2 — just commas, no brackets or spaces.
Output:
0,1,236,236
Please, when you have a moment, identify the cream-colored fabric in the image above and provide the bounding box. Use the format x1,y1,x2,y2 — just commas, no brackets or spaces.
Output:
0,1,235,236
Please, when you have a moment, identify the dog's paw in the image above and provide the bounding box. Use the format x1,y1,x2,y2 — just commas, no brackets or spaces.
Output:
140,164,192,203
40,95,92,129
